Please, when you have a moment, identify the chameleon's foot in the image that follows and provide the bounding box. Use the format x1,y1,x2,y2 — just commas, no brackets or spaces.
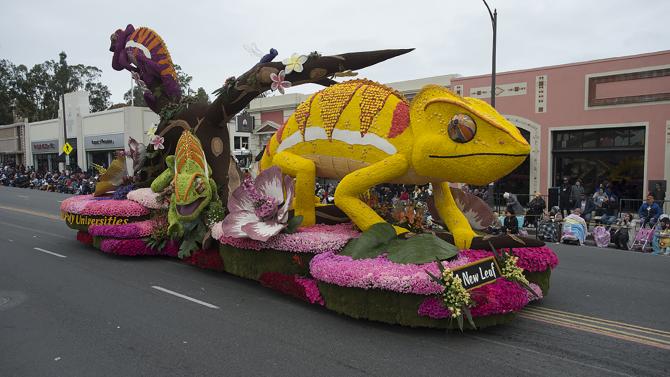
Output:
294,208,316,227
393,225,410,236
452,227,476,250
167,222,184,238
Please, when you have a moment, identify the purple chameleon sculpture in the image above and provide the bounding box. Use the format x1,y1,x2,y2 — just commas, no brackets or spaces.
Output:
110,24,181,112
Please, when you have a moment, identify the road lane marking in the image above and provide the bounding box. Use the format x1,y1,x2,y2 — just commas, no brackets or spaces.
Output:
527,307,670,337
0,205,61,220
33,247,67,258
519,308,670,350
519,312,670,348
0,221,70,239
17,195,29,199
519,313,670,351
466,335,635,377
151,286,219,309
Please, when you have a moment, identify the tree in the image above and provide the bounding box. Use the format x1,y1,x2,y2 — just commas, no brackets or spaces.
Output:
5,52,111,122
194,87,210,104
123,85,147,107
174,64,193,96
0,60,17,123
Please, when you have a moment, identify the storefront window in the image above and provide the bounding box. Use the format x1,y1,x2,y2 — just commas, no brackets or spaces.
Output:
552,126,645,198
495,128,531,204
89,151,110,169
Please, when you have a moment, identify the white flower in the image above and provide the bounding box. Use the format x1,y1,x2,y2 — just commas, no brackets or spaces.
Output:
282,53,308,74
146,125,157,137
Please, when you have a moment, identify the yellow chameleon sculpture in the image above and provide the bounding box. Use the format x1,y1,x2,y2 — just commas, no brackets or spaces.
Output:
260,80,529,248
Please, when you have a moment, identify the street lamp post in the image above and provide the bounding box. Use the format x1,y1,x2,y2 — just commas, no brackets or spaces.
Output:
483,0,497,109
483,1,499,208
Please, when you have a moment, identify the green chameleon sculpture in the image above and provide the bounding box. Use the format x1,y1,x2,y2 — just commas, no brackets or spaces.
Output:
151,130,219,237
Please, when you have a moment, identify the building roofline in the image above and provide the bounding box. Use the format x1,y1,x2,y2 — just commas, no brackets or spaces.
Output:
452,50,670,81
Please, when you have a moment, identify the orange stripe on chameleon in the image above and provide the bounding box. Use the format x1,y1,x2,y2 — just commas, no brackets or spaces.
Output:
146,37,161,51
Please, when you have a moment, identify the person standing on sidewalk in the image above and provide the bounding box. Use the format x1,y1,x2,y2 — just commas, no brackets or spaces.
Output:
569,178,585,210
559,177,572,217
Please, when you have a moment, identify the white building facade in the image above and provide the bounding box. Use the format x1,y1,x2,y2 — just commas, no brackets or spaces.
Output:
20,90,160,173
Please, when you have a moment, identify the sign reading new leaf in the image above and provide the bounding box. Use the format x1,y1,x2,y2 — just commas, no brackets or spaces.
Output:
452,257,501,291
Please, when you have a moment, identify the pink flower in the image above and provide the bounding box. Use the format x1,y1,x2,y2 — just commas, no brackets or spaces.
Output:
220,166,294,242
270,70,292,94
89,219,156,238
98,238,179,257
60,195,150,217
127,188,167,209
150,135,164,150
214,223,358,254
417,279,531,319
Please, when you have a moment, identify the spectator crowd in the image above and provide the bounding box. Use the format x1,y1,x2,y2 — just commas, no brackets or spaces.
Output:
1,164,96,194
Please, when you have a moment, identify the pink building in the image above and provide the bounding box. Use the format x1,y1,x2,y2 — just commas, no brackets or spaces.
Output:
451,50,670,205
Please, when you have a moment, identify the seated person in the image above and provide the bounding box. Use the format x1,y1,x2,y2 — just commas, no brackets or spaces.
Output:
538,208,561,242
562,208,588,245
525,192,546,227
651,215,670,255
611,213,633,250
638,194,662,227
503,209,519,235
592,188,609,215
576,193,596,222
485,211,503,234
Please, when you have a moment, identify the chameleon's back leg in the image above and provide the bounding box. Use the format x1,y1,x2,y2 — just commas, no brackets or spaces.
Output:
334,154,409,234
271,151,316,226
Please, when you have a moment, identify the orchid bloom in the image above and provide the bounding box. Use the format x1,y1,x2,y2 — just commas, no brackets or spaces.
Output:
282,53,308,74
150,135,164,150
220,166,294,242
270,70,292,94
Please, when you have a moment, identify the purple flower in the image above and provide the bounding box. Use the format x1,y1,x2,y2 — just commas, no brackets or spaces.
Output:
220,166,294,242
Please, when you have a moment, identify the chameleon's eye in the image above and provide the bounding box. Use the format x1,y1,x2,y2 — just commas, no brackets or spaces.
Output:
195,177,205,194
448,114,477,143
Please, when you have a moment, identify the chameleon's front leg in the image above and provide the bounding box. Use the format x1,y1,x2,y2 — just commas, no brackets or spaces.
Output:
335,154,410,235
167,200,184,237
432,181,476,249
272,151,316,226
151,156,175,193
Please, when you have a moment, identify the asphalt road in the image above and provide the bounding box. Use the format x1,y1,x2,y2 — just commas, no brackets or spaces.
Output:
1,186,668,377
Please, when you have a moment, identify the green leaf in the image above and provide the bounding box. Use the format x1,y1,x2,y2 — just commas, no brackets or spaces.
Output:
339,223,397,260
425,270,442,285
457,314,464,332
518,281,540,299
464,307,476,330
284,215,303,234
385,234,459,264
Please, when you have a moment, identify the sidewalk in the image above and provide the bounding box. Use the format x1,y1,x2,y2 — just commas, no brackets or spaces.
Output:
525,226,669,255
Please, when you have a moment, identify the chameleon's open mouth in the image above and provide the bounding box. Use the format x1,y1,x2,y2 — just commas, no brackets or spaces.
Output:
429,153,528,159
177,197,204,216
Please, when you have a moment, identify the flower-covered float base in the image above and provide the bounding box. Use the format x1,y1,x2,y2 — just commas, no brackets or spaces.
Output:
61,181,558,330
307,242,555,329
317,283,517,329
215,223,358,280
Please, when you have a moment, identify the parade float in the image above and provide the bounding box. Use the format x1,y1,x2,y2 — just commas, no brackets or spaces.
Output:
60,25,558,330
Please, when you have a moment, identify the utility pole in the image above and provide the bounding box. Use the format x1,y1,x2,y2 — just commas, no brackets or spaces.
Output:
483,0,497,108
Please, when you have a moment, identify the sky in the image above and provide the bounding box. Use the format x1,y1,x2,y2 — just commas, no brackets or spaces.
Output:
1,0,667,104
